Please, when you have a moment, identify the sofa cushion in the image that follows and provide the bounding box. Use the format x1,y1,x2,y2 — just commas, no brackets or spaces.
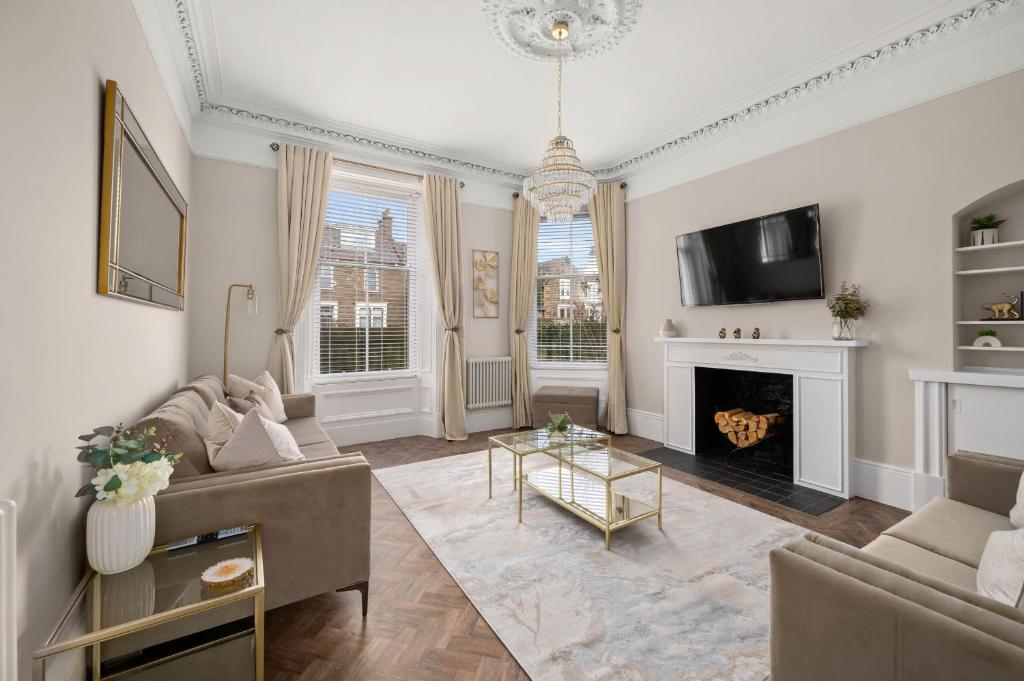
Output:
883,497,1014,568
1011,472,1024,528
133,391,212,478
299,440,343,461
286,417,332,447
978,529,1024,608
207,409,304,472
864,535,978,592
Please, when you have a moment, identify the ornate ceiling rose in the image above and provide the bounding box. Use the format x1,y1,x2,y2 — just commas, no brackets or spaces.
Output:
483,0,643,62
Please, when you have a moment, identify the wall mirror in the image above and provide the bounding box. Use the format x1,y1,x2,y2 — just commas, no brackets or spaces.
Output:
98,79,187,310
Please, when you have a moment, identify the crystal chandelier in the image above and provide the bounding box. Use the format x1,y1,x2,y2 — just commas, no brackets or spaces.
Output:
523,21,597,224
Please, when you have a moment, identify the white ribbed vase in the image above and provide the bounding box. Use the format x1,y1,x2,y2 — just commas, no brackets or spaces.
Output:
86,496,155,574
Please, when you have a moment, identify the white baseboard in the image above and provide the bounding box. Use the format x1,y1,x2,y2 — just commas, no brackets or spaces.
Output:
323,411,421,446
466,406,513,434
851,459,914,511
626,409,664,442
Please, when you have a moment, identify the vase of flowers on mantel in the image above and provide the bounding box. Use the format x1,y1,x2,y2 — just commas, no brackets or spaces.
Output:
827,282,869,341
76,424,182,574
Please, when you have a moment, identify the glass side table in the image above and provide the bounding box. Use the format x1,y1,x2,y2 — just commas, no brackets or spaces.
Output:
34,525,264,681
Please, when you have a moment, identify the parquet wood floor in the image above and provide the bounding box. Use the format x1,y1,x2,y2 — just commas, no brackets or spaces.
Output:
265,429,909,680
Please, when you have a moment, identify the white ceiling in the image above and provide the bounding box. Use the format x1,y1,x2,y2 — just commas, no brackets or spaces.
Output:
186,0,985,175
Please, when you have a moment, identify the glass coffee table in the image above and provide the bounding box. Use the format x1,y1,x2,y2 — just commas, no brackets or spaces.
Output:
488,429,664,549
34,526,264,680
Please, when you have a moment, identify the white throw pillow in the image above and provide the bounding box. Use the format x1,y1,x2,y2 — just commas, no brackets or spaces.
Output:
204,403,243,464
206,409,305,472
1010,471,1024,528
227,371,287,423
977,529,1024,608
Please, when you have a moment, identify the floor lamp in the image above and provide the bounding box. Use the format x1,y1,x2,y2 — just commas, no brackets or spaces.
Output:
223,283,259,383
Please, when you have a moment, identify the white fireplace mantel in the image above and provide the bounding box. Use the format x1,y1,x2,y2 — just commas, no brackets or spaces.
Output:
656,337,869,498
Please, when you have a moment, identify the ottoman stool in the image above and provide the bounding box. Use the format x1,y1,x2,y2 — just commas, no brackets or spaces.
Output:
532,385,599,429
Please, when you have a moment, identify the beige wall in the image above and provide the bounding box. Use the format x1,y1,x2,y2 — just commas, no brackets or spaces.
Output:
187,158,280,380
461,203,513,358
0,0,191,674
626,69,1024,468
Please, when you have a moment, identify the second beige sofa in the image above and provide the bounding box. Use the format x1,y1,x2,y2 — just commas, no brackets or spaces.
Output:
770,450,1024,680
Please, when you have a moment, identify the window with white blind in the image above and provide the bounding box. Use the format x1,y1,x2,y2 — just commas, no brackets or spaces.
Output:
310,170,420,377
532,212,607,365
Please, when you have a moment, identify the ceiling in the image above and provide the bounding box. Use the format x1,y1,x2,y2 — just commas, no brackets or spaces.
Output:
165,0,1020,180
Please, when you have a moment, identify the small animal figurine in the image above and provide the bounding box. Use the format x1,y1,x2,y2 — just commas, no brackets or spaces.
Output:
718,327,727,339
983,297,1020,320
733,328,742,339
752,327,761,339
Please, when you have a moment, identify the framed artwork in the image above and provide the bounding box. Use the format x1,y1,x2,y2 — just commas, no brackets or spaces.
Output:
472,250,499,318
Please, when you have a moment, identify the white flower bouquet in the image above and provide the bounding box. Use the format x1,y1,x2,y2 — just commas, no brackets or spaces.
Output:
75,425,183,507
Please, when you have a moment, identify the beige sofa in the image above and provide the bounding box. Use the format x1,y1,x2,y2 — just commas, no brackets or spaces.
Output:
770,450,1024,680
130,375,371,614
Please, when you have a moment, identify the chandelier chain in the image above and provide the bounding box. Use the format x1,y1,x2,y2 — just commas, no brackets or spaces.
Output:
556,33,563,136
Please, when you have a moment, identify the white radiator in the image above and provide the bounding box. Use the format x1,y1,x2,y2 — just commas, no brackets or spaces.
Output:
0,501,14,681
465,357,512,409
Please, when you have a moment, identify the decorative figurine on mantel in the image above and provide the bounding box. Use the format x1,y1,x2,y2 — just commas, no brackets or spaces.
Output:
752,327,761,339
733,328,742,339
719,327,727,339
982,294,1020,320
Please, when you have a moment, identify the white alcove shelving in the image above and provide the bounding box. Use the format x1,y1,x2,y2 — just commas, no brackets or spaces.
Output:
953,179,1024,371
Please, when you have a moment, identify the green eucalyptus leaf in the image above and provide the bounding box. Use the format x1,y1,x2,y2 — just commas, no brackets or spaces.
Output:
78,433,97,442
117,439,142,450
119,450,144,464
93,426,116,436
75,483,97,498
140,451,161,464
103,475,122,492
84,450,112,469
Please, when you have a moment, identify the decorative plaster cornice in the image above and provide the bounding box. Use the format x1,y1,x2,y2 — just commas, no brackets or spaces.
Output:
170,0,1022,183
200,102,528,182
592,0,1024,177
482,0,643,62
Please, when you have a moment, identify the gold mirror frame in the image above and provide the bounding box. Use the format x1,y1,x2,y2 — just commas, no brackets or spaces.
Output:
98,80,187,310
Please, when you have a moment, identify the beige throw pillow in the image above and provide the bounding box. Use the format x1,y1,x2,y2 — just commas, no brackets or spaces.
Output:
977,529,1024,608
204,403,243,465
228,392,276,421
1010,471,1024,528
227,371,287,423
206,409,304,472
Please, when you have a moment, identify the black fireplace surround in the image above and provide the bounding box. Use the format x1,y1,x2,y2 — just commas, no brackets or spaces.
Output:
643,366,844,515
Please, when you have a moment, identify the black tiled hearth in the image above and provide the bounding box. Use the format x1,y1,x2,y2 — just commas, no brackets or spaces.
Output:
641,447,845,516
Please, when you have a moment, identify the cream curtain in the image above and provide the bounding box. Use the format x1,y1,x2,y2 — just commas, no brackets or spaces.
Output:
590,183,628,433
270,144,333,393
509,195,540,427
423,175,468,441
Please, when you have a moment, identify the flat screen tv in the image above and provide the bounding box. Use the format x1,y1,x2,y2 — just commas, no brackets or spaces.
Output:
676,204,823,306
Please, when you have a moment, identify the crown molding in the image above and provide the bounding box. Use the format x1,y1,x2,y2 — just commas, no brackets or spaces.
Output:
593,0,1024,177
154,0,1024,186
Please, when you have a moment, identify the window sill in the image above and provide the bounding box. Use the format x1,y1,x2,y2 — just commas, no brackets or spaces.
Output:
312,371,418,386
531,364,608,372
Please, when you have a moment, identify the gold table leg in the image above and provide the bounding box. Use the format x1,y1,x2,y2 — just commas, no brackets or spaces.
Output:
605,481,612,551
658,465,664,530
255,590,265,681
487,445,492,499
517,454,523,522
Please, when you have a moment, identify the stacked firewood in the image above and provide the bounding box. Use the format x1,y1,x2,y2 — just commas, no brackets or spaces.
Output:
713,408,782,449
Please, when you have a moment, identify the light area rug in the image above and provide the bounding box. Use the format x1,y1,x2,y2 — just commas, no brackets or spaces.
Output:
373,450,805,681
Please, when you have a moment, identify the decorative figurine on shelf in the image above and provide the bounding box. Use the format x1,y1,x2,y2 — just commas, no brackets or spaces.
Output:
982,295,1020,320
973,329,1002,348
718,327,727,339
752,327,761,339
733,328,742,339
545,412,574,438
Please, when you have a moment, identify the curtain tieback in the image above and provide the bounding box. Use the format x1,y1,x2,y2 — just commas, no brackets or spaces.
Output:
514,329,524,334
275,328,292,335
611,328,621,334
445,326,460,333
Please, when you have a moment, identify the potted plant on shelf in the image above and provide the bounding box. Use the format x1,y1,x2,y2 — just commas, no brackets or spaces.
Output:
826,282,869,340
969,213,1006,247
76,424,182,574
973,329,1002,348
